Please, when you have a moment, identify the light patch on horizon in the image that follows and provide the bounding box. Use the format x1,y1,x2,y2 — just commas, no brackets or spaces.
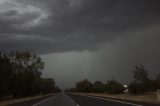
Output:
41,51,96,88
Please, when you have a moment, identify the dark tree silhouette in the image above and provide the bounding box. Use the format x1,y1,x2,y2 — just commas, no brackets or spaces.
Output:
0,51,60,100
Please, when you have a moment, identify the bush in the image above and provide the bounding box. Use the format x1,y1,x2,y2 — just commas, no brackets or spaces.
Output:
105,80,125,94
92,81,106,93
128,81,143,95
129,65,160,95
76,79,93,93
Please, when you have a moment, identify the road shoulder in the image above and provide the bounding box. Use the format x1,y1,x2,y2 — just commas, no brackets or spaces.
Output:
0,94,54,106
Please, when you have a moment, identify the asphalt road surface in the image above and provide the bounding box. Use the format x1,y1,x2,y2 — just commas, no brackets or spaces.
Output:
67,93,160,106
8,93,160,106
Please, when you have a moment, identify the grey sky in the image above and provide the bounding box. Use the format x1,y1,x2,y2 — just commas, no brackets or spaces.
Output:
0,0,160,89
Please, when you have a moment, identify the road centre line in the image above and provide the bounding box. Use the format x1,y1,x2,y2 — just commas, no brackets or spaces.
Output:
64,93,80,106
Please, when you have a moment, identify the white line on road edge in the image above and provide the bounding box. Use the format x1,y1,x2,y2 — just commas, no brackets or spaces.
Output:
64,93,80,106
32,95,54,106
79,94,143,106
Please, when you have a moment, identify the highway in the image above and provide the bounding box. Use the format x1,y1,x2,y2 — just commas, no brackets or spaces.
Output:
8,93,160,106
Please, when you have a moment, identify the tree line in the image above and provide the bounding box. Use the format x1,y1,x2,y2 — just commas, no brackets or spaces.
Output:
65,79,125,94
0,51,61,100
66,65,160,95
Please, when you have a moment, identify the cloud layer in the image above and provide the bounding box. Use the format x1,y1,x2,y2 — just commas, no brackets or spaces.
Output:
0,0,160,53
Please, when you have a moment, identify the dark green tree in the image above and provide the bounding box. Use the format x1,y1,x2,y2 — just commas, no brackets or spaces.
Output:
76,79,93,93
40,78,56,94
0,51,61,99
93,81,105,93
134,65,148,84
105,80,124,94
133,65,149,92
0,53,14,98
155,73,160,89
8,51,44,97
128,81,143,95
128,65,158,95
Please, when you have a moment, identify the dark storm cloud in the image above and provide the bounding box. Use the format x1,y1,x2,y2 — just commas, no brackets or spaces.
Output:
1,0,160,89
0,0,160,53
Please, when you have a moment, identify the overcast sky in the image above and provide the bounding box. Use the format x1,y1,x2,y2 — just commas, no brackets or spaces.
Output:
0,0,160,89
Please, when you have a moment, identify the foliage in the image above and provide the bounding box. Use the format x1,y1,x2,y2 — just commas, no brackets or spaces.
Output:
76,79,93,93
0,51,60,100
155,73,160,89
128,65,160,95
105,80,125,94
74,79,124,94
69,65,160,95
128,81,143,95
93,81,105,93
133,65,148,84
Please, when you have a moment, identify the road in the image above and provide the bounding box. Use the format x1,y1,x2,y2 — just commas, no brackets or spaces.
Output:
8,93,160,106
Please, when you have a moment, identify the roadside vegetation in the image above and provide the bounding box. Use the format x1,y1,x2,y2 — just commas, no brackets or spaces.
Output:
65,79,125,94
0,51,61,101
66,65,160,95
128,65,160,95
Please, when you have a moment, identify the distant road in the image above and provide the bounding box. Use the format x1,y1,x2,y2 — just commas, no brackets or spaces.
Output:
8,93,160,106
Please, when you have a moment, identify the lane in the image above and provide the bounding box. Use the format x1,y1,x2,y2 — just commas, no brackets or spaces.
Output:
67,93,139,106
67,93,160,106
8,93,78,106
32,93,78,106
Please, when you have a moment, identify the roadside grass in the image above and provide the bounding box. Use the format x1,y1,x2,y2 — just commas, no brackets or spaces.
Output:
0,94,54,106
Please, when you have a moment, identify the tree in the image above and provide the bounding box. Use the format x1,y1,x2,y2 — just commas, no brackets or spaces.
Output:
0,51,60,99
40,78,56,94
156,73,160,81
93,81,105,93
105,80,124,94
133,65,148,84
76,79,93,93
128,81,143,95
0,53,14,98
8,51,45,97
54,86,62,93
134,65,150,92
128,65,157,95
155,73,160,89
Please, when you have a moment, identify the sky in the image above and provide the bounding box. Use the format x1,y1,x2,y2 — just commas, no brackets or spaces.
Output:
0,0,160,89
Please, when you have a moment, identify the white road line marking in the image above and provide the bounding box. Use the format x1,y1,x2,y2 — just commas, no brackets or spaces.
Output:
64,93,80,106
78,94,142,106
32,95,54,106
